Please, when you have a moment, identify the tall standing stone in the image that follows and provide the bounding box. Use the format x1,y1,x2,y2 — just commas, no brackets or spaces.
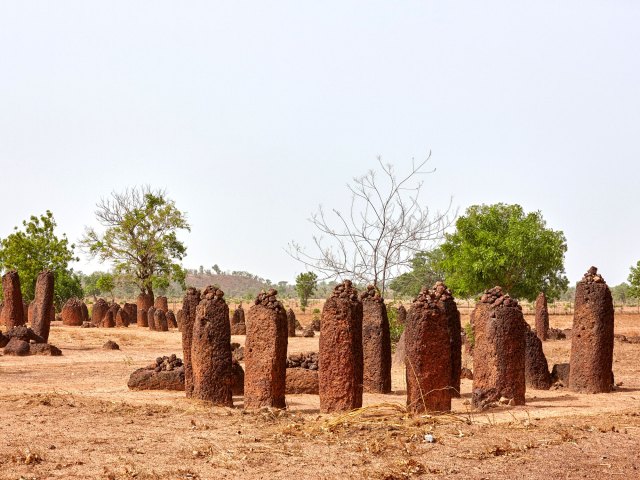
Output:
361,285,391,394
405,286,452,412
286,308,297,337
147,306,157,330
154,309,168,331
31,271,54,342
2,271,25,329
191,286,233,406
80,301,90,324
123,303,136,325
230,304,246,335
137,292,154,312
166,310,177,328
319,281,363,413
181,287,201,398
62,298,84,326
569,267,615,393
137,308,148,327
115,308,130,327
525,324,552,390
435,282,462,399
535,292,549,341
472,287,526,408
244,290,288,409
397,304,407,325
154,296,169,312
91,298,109,327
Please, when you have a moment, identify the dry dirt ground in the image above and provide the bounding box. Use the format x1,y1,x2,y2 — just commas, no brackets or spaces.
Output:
1,313,639,479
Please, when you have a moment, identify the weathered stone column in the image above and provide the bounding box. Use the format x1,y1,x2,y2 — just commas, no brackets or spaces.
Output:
230,304,246,335
181,287,201,398
91,298,109,326
31,271,54,342
116,308,130,327
166,310,177,328
361,285,391,394
435,282,462,399
525,324,552,390
137,292,154,312
123,303,137,326
154,309,168,331
405,286,452,412
191,286,233,406
2,271,25,329
80,301,90,324
397,304,407,325
319,280,363,413
137,308,148,327
244,289,288,409
104,304,117,328
472,287,526,408
62,298,84,326
535,292,549,341
287,308,297,337
154,296,169,312
569,267,615,393
147,306,157,330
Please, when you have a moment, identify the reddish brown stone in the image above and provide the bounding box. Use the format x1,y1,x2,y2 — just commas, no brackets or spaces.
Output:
30,271,54,342
115,308,130,327
525,325,552,390
472,287,526,408
302,324,315,337
4,337,30,356
128,367,185,391
230,304,246,335
319,281,363,413
569,267,614,394
136,292,154,311
181,287,201,398
535,292,549,341
154,309,168,331
360,285,391,394
176,309,184,331
2,271,25,329
154,296,169,312
191,286,233,406
61,298,84,326
91,298,109,326
137,308,148,327
435,282,462,399
405,286,452,413
123,303,136,326
103,309,116,328
166,310,177,329
27,301,34,324
80,301,90,324
244,290,288,409
286,368,319,394
147,306,157,330
397,304,407,325
393,330,406,365
30,343,62,356
287,308,297,337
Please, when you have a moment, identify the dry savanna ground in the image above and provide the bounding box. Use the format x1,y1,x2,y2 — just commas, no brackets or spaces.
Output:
1,310,639,479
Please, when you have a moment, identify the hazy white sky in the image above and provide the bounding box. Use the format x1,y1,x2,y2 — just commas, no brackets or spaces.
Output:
1,1,639,286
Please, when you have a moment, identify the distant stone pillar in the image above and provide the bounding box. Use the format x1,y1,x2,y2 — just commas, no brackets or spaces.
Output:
535,292,549,341
287,308,297,337
176,309,184,331
166,310,177,328
62,298,84,326
116,308,130,327
191,286,233,406
405,286,452,412
569,267,614,393
361,285,391,394
123,303,137,326
154,309,168,331
91,298,109,327
244,290,288,409
435,282,462,399
319,281,363,413
147,306,157,330
31,271,54,342
80,302,90,324
525,325,552,390
230,305,246,335
2,271,25,329
103,309,116,328
181,287,201,398
137,308,148,327
397,304,407,325
154,296,169,312
472,287,526,408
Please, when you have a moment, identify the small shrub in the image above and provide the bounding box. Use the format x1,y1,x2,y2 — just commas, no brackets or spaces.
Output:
312,308,320,314
464,322,475,349
387,303,404,346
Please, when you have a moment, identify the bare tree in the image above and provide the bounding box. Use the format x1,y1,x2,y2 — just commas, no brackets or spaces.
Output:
288,155,455,295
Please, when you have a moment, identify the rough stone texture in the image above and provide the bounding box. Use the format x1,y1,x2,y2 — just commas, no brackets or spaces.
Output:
287,308,297,337
319,280,363,413
569,267,615,394
393,330,406,365
311,317,321,332
244,289,288,409
102,309,116,328
230,305,246,335
176,309,184,331
405,285,452,413
128,367,185,391
137,308,149,328
80,301,90,324
154,296,169,312
551,363,571,384
436,282,462,399
0,332,8,348
2,271,25,329
525,325,552,390
191,286,233,406
30,343,62,356
548,328,567,340
535,292,549,341
181,287,201,398
30,270,54,342
461,367,474,380
6,325,44,343
23,300,29,325
166,310,177,329
360,285,391,394
27,301,34,325
286,368,319,394
136,292,154,312
231,343,244,362
471,286,526,409
103,340,120,350
3,337,30,356
397,304,407,325
123,303,136,326
91,299,109,327
115,308,130,327
147,307,157,331
302,324,315,337
62,298,85,326
154,309,168,332
231,361,245,395
286,351,318,370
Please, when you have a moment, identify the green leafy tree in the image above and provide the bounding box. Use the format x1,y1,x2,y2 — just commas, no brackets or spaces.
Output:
389,249,445,297
96,273,116,301
295,271,318,311
438,203,568,301
0,210,83,307
628,261,640,300
81,186,190,300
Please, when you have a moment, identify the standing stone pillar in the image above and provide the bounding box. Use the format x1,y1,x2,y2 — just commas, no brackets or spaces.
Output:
181,287,201,398
166,310,177,328
2,271,25,329
137,292,154,312
80,302,90,324
230,304,246,335
154,296,169,312
361,285,391,394
405,286,452,412
154,309,168,331
525,324,552,390
191,286,233,406
116,308,130,327
31,271,54,342
397,304,407,325
535,292,549,341
244,290,288,409
137,308,148,327
435,282,462,399
569,267,614,393
62,298,84,326
123,303,137,325
319,281,363,413
286,308,297,337
147,306,157,330
91,298,109,326
472,287,526,408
